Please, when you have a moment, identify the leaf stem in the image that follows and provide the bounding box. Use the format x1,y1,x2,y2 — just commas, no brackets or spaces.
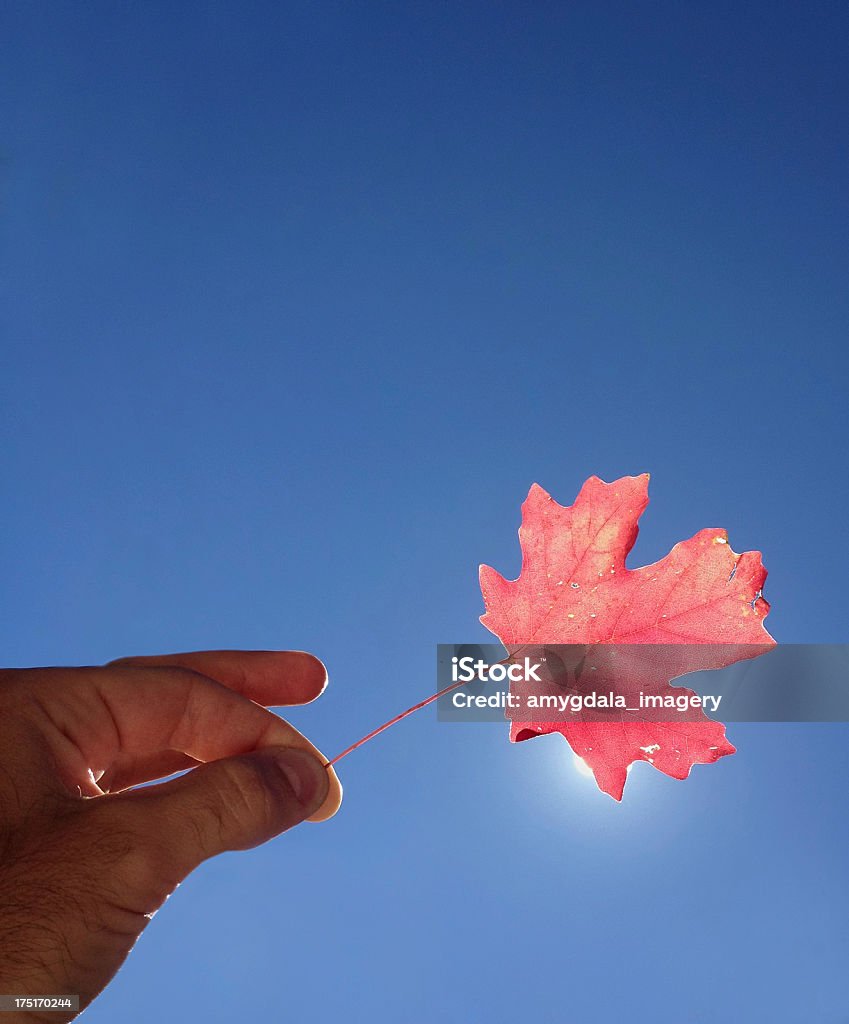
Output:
324,677,468,768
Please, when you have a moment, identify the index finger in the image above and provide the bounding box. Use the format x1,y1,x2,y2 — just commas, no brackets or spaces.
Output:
107,650,328,707
21,661,342,821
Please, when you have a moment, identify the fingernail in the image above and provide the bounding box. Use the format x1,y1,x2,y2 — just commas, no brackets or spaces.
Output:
272,748,326,808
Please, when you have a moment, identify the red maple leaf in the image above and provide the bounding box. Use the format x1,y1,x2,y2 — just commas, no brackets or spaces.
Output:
479,474,775,799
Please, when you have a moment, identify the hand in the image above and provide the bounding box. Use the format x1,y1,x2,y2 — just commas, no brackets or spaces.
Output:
0,650,342,1022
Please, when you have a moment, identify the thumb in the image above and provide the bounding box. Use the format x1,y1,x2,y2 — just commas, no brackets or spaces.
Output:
115,746,330,884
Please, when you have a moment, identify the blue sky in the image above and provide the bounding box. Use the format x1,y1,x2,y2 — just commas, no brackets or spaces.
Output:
2,3,848,1021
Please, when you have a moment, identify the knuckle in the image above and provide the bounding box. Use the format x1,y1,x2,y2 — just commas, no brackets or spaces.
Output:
212,757,277,834
77,801,174,908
